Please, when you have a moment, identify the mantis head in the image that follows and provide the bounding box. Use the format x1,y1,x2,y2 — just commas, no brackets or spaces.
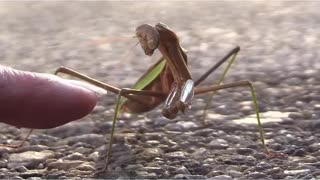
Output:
136,24,160,56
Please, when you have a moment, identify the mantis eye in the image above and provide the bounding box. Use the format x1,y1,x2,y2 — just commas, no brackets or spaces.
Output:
136,24,159,56
155,22,169,30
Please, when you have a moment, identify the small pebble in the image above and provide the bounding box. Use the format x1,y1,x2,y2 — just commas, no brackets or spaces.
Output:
183,175,207,179
46,121,96,138
256,161,272,170
293,149,306,156
136,171,157,179
92,105,105,113
240,105,253,115
288,112,303,120
62,152,86,161
75,162,95,171
47,160,85,171
74,147,93,155
88,152,100,162
125,164,144,171
12,166,28,173
166,121,198,131
7,150,55,169
284,169,311,175
253,152,267,160
174,166,191,175
227,170,242,178
19,145,50,152
265,167,283,175
19,170,45,179
207,170,224,177
11,176,24,180
237,148,256,155
314,104,320,110
209,175,232,180
244,172,267,179
164,151,187,161
208,139,229,150
143,166,164,174
0,160,7,168
59,134,105,147
140,148,164,160
192,147,207,158
297,110,313,120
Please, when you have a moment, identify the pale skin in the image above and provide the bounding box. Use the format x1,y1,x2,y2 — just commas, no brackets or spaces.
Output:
0,65,98,129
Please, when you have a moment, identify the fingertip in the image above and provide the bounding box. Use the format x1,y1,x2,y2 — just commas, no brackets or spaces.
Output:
0,67,99,129
28,78,99,129
66,83,98,120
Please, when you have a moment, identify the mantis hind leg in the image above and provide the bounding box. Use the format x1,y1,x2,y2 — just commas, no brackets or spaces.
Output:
194,46,240,86
194,46,240,124
195,81,269,154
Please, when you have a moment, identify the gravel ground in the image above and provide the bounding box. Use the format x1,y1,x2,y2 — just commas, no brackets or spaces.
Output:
1,1,320,179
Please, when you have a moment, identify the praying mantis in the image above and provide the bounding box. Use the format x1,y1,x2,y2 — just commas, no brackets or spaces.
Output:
54,23,269,169
2,23,270,170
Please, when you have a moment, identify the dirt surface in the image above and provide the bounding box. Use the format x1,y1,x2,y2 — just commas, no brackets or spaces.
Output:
1,1,320,179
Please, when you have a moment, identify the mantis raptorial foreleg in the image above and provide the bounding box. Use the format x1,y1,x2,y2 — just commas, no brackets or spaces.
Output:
55,67,165,104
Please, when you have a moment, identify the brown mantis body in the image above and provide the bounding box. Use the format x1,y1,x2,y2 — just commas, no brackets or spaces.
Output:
55,23,267,169
122,23,193,118
2,23,269,170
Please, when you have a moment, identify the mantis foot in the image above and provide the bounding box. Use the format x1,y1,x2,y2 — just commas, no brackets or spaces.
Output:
266,151,288,158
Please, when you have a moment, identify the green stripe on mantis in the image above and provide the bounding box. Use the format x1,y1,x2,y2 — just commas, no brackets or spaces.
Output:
106,57,166,166
132,57,166,90
121,57,166,105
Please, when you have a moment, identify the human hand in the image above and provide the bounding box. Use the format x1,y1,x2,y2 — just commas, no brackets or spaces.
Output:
0,65,100,129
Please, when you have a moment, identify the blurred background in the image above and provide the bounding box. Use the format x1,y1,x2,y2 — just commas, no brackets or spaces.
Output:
1,1,319,86
1,1,320,178
1,0,320,128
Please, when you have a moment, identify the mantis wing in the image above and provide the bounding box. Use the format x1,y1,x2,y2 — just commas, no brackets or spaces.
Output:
120,56,166,106
132,56,166,90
